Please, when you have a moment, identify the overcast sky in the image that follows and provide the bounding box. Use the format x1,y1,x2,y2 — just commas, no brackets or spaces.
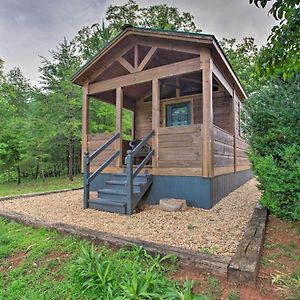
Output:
0,0,277,85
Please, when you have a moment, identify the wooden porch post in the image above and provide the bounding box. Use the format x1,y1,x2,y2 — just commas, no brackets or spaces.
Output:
82,82,89,172
116,87,123,167
232,89,237,173
152,78,160,167
201,49,214,177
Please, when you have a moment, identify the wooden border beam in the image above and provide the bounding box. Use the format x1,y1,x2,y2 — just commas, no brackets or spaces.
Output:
138,47,157,72
89,57,201,95
117,57,135,73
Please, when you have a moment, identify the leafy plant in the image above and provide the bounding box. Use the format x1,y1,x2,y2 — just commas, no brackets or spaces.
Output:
272,270,300,300
244,74,300,221
164,280,209,300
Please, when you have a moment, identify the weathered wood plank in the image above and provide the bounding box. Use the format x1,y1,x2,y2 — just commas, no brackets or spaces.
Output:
0,210,230,277
228,206,268,285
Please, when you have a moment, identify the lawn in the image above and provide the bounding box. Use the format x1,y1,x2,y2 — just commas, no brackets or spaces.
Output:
0,215,299,299
0,176,82,197
0,217,216,299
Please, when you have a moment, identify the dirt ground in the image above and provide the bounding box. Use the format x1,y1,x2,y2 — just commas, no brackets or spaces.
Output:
0,179,260,257
171,215,300,300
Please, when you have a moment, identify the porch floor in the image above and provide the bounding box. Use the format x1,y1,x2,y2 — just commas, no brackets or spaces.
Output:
0,179,260,257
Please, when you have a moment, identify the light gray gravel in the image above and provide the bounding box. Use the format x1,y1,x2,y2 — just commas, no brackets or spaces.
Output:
0,178,260,257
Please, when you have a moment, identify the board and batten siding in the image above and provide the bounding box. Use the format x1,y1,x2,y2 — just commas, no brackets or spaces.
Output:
157,124,202,168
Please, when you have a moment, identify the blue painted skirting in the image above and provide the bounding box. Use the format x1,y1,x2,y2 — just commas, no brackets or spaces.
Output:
90,169,253,209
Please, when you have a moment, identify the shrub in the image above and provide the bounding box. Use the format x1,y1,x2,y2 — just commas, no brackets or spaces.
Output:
244,74,300,221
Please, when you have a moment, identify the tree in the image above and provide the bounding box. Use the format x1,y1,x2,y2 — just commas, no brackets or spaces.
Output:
0,68,34,184
39,38,82,181
106,0,201,32
244,74,300,220
75,22,117,61
250,0,300,78
220,37,259,93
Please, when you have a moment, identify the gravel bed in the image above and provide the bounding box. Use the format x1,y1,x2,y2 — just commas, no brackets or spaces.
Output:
0,179,260,257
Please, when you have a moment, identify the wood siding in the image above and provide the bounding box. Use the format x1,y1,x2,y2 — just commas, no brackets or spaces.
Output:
157,124,202,168
213,92,232,134
135,91,232,140
213,125,250,175
213,126,235,172
88,133,117,172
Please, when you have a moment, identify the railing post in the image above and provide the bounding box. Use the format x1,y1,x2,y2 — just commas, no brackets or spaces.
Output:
83,152,90,209
125,151,133,215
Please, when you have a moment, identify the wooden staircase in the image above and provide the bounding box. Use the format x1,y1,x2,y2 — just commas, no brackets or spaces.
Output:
84,130,155,215
89,172,153,214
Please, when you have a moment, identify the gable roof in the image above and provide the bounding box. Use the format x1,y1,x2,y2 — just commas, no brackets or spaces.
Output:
72,26,247,99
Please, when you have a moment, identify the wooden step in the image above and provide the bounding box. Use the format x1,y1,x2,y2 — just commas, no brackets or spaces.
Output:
89,198,126,214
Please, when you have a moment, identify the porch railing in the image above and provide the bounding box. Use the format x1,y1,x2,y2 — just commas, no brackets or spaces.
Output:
83,132,120,208
125,130,155,215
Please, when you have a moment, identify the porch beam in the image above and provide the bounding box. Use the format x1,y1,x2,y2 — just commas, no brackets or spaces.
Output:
138,47,157,71
117,57,135,73
152,78,160,167
81,82,89,171
134,45,139,71
89,57,201,95
116,87,123,167
89,43,134,81
201,49,214,178
212,62,233,96
136,39,201,55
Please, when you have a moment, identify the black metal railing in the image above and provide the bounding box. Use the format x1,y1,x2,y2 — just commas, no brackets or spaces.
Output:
125,130,155,215
83,132,120,208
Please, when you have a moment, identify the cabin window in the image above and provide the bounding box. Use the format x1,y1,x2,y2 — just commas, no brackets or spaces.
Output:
166,102,191,127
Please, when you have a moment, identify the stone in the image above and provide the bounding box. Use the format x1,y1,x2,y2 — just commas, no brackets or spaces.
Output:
159,198,187,212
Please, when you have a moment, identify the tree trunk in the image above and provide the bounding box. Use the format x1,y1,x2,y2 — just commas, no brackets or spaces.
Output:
68,142,74,181
17,165,21,185
40,162,45,182
35,162,39,179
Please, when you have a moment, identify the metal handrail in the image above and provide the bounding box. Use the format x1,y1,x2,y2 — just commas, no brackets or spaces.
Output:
83,132,120,209
125,130,155,215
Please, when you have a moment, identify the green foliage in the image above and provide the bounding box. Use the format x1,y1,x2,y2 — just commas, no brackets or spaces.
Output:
71,244,208,299
227,291,240,300
220,37,259,93
244,75,300,220
106,0,201,32
0,175,82,197
0,219,214,299
272,270,300,300
250,0,300,79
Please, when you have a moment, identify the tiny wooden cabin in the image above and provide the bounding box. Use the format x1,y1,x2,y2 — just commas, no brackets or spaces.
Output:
72,27,252,215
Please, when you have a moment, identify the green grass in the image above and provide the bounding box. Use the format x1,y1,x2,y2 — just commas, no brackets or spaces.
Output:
0,175,82,197
0,217,210,299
